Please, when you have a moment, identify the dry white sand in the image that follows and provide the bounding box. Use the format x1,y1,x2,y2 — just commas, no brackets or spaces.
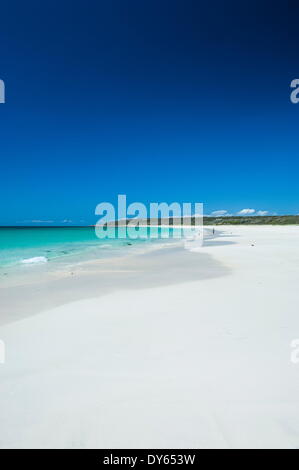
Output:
1,225,299,448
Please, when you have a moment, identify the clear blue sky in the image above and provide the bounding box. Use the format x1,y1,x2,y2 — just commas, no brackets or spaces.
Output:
0,0,298,225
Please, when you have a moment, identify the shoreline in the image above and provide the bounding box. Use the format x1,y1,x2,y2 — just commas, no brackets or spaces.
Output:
1,225,299,448
0,236,226,326
0,225,201,273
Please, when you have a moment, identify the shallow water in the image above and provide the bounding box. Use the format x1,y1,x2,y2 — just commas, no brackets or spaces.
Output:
0,226,197,278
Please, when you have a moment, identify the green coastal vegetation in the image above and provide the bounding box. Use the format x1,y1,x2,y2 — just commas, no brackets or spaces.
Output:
109,215,299,226
202,215,299,225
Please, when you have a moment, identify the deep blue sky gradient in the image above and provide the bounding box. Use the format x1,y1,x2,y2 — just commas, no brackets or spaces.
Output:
0,0,299,224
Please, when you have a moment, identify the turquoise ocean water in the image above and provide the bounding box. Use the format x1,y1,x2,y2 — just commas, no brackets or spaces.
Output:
0,226,188,271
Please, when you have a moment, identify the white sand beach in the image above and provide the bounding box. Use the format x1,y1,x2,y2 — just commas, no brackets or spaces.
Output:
1,225,299,448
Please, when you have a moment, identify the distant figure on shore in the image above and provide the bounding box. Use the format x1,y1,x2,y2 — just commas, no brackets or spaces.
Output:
213,228,215,235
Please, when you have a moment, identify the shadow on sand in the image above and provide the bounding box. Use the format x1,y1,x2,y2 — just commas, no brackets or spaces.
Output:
1,234,235,325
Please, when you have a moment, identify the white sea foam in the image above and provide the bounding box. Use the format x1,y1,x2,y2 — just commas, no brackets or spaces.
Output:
21,256,48,264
